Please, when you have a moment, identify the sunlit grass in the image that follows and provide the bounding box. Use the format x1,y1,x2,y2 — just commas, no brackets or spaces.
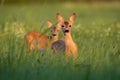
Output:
0,3,120,80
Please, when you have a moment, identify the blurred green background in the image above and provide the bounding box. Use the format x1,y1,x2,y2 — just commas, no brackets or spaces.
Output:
1,0,120,4
0,0,120,80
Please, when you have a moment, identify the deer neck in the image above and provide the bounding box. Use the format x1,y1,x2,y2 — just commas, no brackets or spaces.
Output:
64,33,73,43
47,35,58,48
52,36,58,42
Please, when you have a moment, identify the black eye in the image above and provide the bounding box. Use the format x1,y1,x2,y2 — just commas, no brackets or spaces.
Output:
69,25,71,27
62,25,64,27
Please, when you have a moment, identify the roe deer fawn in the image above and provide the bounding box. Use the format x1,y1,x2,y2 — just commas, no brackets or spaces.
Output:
51,23,65,53
56,13,78,58
26,21,60,53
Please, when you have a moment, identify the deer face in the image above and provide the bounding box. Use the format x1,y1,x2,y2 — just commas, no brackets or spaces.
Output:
47,21,60,41
51,26,59,37
56,13,76,35
61,21,71,34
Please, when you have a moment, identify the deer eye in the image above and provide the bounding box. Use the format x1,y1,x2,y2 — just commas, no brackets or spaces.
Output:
61,25,64,27
69,25,71,27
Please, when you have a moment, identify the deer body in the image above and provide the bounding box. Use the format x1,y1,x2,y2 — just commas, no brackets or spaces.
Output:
50,24,65,53
56,13,78,58
26,21,59,52
51,39,65,53
26,31,49,52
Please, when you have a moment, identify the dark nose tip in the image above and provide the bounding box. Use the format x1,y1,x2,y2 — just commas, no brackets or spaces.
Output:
52,34,56,36
64,30,69,33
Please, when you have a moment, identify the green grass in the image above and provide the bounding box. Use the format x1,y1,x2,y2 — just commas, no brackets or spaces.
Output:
0,3,120,80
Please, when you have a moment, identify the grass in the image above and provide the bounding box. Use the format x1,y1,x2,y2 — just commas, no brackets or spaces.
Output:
0,3,120,80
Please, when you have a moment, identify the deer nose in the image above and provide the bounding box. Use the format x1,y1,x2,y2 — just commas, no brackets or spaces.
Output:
52,34,56,36
64,30,69,33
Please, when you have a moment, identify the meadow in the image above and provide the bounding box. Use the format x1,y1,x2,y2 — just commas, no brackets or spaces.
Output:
0,3,120,80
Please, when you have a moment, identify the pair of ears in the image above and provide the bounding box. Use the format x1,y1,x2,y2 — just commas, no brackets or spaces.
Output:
56,13,76,25
47,13,76,27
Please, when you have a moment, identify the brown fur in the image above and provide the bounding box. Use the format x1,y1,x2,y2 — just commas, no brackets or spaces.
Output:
50,24,66,53
26,31,49,51
51,39,65,53
26,21,59,52
56,13,78,59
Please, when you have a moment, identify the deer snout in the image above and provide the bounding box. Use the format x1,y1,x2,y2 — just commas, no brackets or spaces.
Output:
64,29,69,33
52,34,57,36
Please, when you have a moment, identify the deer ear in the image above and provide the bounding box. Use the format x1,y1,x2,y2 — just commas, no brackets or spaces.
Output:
47,21,52,28
69,13,76,25
56,24,61,31
56,13,64,23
